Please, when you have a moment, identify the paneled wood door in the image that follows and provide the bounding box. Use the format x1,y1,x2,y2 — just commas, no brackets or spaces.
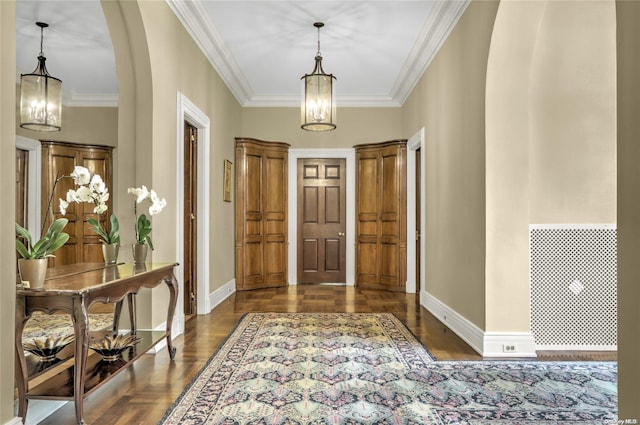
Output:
235,138,289,291
355,140,407,292
297,158,346,283
183,122,198,316
41,141,113,267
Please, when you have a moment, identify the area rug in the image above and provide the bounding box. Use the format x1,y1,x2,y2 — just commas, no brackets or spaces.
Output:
23,312,114,347
159,313,617,425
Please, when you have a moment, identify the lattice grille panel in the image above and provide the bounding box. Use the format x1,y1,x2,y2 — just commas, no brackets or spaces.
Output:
530,225,617,348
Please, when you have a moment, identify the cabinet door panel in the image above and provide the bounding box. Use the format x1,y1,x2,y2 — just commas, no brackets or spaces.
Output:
41,142,113,267
355,140,406,291
236,138,289,290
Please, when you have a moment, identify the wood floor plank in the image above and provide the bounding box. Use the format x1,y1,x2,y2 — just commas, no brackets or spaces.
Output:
32,285,614,425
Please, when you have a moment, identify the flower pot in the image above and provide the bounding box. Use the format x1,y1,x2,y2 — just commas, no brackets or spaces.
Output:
102,244,120,265
18,258,48,290
132,243,148,264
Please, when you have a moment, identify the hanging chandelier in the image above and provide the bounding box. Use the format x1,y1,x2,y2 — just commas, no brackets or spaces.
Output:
20,22,62,132
301,22,336,131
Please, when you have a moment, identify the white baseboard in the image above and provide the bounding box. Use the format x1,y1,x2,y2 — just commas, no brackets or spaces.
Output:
12,399,66,425
208,278,236,313
421,290,537,358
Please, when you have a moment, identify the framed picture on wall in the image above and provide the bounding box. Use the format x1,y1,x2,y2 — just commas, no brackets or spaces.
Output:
223,159,232,202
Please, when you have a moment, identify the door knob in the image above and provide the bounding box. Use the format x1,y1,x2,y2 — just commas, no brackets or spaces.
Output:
338,232,345,237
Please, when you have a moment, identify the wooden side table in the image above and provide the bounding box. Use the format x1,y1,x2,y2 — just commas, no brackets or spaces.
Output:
15,262,179,425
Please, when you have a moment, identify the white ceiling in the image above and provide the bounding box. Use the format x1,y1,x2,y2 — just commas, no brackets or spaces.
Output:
15,0,469,108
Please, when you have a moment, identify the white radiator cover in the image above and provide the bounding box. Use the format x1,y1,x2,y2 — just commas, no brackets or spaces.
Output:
529,224,617,350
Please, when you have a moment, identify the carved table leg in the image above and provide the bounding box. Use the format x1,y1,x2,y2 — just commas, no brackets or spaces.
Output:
113,300,123,334
15,296,29,423
71,296,90,425
164,274,179,359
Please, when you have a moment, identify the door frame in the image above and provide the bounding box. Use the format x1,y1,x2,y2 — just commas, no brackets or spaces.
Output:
406,128,426,295
175,92,211,334
288,149,355,285
15,135,42,240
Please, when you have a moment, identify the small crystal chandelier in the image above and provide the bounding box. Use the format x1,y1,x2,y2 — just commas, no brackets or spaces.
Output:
20,22,62,132
301,22,336,131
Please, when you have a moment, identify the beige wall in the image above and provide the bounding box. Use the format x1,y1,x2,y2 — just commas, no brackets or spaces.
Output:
617,0,640,417
485,0,616,332
241,107,403,148
1,2,16,423
529,0,616,224
402,0,499,329
16,104,118,147
104,1,242,326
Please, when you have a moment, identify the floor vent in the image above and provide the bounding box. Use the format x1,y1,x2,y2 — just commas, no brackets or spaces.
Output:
530,224,617,350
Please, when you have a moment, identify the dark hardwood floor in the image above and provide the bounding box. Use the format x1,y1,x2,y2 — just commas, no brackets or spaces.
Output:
33,285,615,425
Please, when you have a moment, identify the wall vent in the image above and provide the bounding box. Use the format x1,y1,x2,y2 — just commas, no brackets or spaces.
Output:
530,224,617,350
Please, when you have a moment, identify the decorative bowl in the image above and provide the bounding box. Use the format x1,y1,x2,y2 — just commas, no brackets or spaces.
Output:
23,334,75,362
89,334,141,362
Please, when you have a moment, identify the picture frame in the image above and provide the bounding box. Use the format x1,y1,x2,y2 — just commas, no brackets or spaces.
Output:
223,159,232,202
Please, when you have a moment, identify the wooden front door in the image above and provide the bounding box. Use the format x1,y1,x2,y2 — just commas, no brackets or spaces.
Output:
183,122,198,316
297,158,346,283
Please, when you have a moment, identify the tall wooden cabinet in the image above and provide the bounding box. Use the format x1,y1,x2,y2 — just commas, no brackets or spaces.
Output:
235,138,289,291
354,140,407,292
41,141,114,267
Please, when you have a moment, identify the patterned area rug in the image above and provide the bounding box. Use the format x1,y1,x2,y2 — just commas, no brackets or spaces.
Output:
159,313,617,425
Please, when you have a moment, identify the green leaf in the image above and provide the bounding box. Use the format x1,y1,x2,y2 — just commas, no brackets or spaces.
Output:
46,233,70,254
15,223,33,248
16,239,31,259
88,218,109,242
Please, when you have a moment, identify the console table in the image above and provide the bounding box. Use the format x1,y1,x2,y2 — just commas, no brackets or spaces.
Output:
15,262,178,425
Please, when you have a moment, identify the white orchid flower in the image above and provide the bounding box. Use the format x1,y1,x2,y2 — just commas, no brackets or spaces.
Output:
94,203,108,214
149,190,167,215
75,186,94,203
90,174,106,194
70,166,91,186
128,186,150,203
59,199,69,215
66,189,77,203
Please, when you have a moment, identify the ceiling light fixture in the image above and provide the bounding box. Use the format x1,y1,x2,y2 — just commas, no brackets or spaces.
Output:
301,22,336,131
20,22,62,132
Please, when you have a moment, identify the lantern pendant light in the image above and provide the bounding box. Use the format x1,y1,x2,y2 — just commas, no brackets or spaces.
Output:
301,22,336,131
20,22,62,132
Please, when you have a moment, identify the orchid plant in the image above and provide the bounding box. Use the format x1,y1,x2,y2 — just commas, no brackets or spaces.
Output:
58,166,118,245
127,185,167,250
59,166,109,216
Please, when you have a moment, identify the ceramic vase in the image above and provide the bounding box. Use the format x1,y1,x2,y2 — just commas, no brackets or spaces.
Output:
17,258,48,289
102,243,120,265
132,243,148,264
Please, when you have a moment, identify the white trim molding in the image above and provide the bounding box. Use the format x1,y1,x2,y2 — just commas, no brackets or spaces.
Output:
209,278,236,311
422,290,537,358
176,92,212,327
288,149,356,286
422,290,484,355
15,136,41,240
406,128,425,294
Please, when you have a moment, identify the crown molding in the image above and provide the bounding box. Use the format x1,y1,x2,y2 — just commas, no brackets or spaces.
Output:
167,0,469,108
243,94,402,108
390,0,471,105
166,0,253,106
63,92,119,107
